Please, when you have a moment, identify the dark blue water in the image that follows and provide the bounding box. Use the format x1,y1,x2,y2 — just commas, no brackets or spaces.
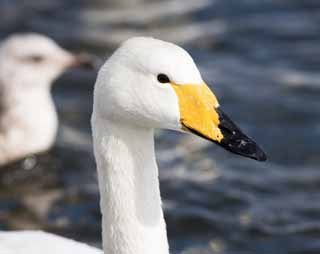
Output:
0,0,320,253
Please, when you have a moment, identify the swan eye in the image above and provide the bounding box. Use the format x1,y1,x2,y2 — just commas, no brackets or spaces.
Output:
157,74,170,84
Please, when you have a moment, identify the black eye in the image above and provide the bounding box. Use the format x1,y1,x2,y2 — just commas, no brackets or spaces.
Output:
157,74,170,83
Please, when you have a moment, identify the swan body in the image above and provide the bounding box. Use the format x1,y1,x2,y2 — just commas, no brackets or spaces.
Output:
0,231,101,254
0,33,91,166
0,37,266,253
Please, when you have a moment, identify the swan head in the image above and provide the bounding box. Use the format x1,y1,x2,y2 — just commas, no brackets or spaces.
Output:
0,33,94,87
94,37,266,161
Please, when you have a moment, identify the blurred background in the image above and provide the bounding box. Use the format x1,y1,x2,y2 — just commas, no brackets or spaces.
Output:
0,0,320,253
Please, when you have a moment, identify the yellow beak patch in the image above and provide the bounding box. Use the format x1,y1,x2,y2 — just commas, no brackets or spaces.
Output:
171,83,224,142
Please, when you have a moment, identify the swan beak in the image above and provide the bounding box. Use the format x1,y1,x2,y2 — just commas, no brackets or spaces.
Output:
171,83,266,161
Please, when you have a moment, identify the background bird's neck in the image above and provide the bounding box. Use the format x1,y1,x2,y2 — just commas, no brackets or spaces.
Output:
0,82,57,165
93,118,169,254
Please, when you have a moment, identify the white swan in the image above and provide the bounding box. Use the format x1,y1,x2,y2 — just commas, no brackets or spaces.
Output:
0,37,266,254
0,33,93,166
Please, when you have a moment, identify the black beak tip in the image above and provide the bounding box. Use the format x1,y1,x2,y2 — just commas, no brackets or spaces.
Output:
221,137,267,162
250,145,267,162
216,108,267,162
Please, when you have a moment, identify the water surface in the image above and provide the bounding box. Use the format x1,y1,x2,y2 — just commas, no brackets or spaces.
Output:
0,1,319,253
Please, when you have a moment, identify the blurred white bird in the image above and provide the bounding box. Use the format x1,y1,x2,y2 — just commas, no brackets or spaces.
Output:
0,37,265,254
0,33,93,166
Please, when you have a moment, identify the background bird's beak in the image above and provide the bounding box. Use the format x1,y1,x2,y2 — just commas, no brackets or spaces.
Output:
69,53,102,70
171,83,266,161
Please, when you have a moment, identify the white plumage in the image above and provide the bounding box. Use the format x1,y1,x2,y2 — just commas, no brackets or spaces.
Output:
0,231,101,254
91,37,198,254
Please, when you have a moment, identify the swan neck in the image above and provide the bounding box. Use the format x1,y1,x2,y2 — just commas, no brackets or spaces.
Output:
93,119,169,254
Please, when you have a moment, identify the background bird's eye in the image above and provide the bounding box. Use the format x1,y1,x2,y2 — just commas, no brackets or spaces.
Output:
157,74,170,83
23,55,45,63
